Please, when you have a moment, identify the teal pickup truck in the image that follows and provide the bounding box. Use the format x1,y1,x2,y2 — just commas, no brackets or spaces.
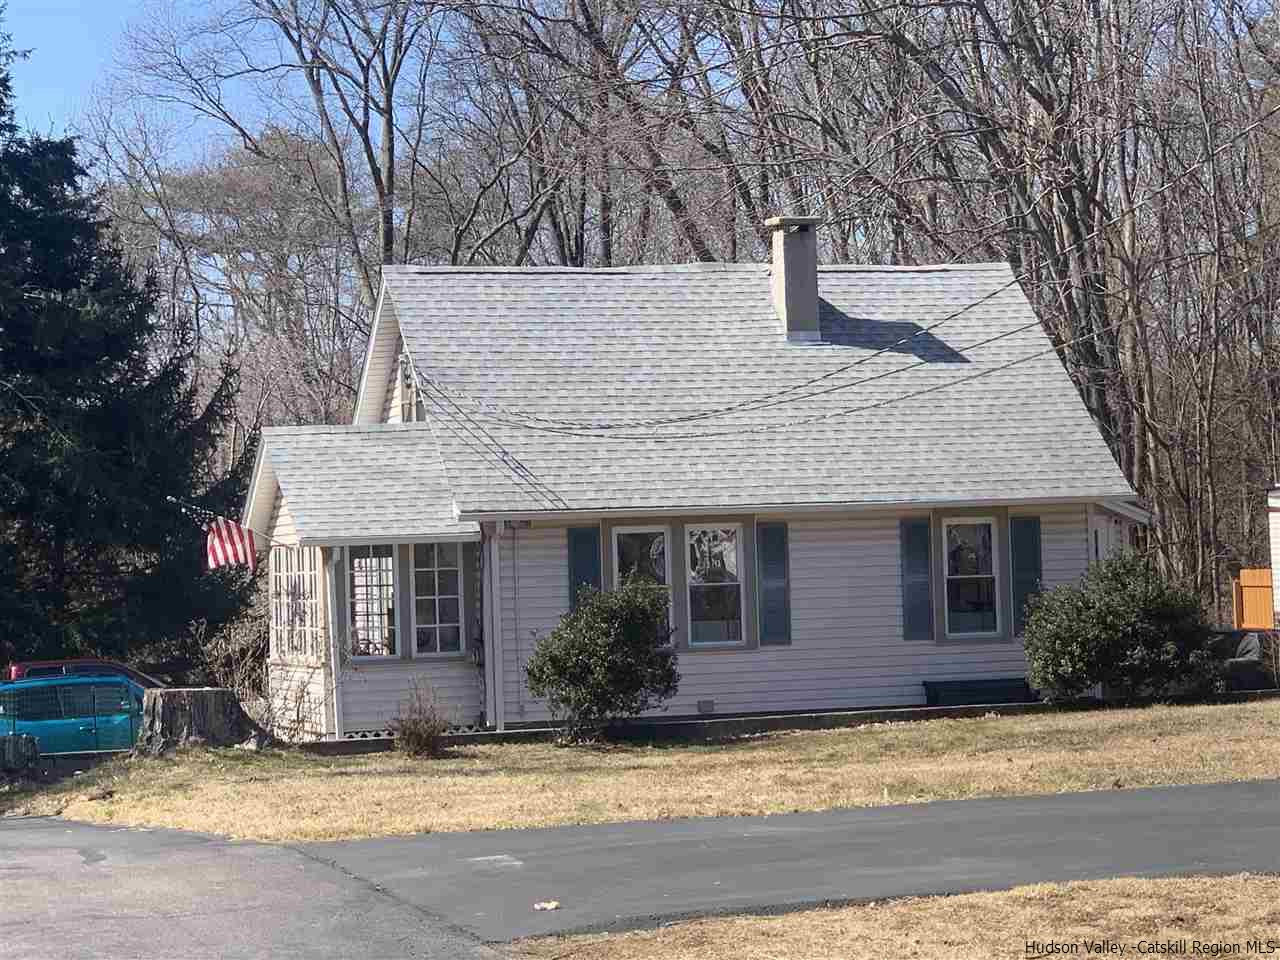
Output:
0,675,143,754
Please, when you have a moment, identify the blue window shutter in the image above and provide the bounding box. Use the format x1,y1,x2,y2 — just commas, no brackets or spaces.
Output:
900,519,933,642
567,526,602,609
757,522,791,645
1010,516,1043,635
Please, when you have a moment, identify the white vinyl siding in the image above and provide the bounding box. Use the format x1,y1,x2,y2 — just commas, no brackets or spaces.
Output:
355,301,401,424
500,525,568,723
268,661,331,740
339,659,481,733
267,489,299,547
1035,505,1091,590
497,506,1092,722
383,357,402,423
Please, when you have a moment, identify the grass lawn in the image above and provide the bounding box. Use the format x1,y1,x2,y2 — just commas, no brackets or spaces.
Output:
514,874,1280,960
2,700,1279,842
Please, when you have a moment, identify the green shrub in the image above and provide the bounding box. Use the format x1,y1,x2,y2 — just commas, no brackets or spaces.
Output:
390,680,450,757
525,576,679,742
1023,552,1218,701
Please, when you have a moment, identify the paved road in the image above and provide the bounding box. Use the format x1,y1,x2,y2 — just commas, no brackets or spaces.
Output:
4,780,1279,955
303,779,1280,942
0,818,501,960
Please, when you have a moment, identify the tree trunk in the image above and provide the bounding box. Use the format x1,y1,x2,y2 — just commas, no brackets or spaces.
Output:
134,688,270,757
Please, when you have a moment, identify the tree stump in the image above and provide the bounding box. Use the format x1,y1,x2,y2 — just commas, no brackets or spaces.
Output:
134,688,271,757
1,734,39,772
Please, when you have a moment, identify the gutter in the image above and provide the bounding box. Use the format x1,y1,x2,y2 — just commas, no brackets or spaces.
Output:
457,492,1140,524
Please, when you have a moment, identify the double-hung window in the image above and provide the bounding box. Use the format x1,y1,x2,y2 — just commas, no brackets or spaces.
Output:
686,525,745,645
613,526,670,591
942,518,1000,637
412,542,463,656
348,544,397,657
613,525,672,640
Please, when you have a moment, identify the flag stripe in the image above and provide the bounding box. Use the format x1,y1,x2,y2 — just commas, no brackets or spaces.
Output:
207,516,258,572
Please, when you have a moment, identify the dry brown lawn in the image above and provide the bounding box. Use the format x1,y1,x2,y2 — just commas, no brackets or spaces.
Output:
3,699,1279,842
514,874,1280,960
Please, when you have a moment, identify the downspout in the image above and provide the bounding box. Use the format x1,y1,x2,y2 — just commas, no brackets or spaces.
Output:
480,525,495,727
491,526,505,731
326,546,345,739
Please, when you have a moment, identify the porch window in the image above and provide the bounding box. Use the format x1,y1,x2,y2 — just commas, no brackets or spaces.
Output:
270,545,324,659
942,518,1000,637
412,542,464,656
349,544,397,657
687,525,744,645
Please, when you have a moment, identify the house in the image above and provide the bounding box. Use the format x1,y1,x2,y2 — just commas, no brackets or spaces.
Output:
242,216,1141,739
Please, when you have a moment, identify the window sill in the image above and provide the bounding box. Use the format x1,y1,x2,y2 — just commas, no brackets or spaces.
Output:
349,654,400,663
410,653,471,662
939,632,1013,644
685,642,750,652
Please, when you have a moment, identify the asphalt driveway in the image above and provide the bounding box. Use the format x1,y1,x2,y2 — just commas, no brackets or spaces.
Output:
303,779,1280,942
0,818,500,960
3,779,1279,955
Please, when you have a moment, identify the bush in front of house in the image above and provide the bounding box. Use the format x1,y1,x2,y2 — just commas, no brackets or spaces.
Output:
1023,552,1219,702
390,680,451,757
525,576,679,742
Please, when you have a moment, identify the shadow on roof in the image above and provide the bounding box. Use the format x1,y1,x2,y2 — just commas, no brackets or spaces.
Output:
819,301,969,363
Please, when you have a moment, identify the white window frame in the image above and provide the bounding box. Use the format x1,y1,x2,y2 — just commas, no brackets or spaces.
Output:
269,545,324,661
941,517,1001,639
611,524,672,594
346,544,400,661
410,542,466,658
685,523,747,648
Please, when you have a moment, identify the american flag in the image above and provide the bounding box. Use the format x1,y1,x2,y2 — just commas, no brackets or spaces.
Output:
206,516,259,572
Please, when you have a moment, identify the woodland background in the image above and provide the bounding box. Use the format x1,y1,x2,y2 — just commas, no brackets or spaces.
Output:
61,0,1280,631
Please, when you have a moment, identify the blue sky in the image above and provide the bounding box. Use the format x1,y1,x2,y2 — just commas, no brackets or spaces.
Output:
6,1,142,134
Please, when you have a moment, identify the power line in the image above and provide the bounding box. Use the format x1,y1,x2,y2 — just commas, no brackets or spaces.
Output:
425,314,1123,444
412,370,568,510
412,93,1280,434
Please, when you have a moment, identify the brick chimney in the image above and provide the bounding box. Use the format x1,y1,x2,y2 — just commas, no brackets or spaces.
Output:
766,215,822,341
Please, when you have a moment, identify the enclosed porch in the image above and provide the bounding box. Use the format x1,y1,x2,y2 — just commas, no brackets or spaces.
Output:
243,424,488,740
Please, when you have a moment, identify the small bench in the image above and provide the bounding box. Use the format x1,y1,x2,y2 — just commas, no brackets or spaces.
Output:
923,677,1035,707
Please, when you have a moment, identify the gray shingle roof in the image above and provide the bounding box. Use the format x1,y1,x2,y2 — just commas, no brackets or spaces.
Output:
259,424,478,542
384,262,1133,515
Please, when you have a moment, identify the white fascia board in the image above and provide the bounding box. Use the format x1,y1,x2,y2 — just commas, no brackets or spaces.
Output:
350,278,390,425
457,492,1141,523
1100,499,1152,525
299,532,481,548
240,445,273,531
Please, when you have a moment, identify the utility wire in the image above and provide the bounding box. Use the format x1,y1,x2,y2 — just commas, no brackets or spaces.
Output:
412,369,568,509
413,94,1280,434
426,315,1124,444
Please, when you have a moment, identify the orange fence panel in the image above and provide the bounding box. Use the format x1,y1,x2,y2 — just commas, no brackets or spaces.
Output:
1233,569,1275,630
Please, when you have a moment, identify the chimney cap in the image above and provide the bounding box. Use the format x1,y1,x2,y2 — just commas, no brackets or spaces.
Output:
765,215,823,230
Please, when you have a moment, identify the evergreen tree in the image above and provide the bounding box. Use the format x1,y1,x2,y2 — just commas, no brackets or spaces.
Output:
0,28,253,670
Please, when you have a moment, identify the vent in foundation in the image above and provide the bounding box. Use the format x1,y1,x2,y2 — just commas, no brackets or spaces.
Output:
697,699,716,715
